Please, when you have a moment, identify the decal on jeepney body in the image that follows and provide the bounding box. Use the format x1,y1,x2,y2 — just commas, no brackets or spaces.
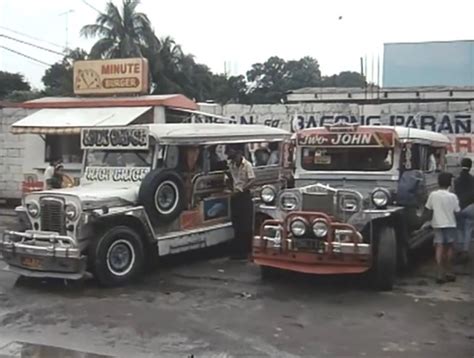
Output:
81,127,149,150
83,167,150,183
298,130,395,147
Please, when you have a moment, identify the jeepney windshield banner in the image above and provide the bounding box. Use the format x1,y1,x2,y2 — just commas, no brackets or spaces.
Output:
83,167,150,183
297,131,395,147
81,127,149,150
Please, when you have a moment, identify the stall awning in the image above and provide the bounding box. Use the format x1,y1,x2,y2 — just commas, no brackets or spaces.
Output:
10,107,151,135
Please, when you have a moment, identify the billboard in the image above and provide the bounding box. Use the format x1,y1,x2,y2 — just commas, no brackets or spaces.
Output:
73,58,149,95
383,40,474,87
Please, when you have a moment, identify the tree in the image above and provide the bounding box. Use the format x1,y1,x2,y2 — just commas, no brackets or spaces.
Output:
42,48,88,96
0,71,30,99
246,56,322,103
211,74,247,104
285,57,321,90
322,71,366,87
81,0,160,59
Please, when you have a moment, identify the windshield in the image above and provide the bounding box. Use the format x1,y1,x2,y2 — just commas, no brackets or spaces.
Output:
301,147,393,171
85,149,153,168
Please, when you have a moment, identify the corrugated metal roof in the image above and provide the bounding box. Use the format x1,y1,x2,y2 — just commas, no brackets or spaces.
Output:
10,107,151,134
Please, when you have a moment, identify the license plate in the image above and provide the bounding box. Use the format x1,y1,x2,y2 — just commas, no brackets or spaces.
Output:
20,257,43,269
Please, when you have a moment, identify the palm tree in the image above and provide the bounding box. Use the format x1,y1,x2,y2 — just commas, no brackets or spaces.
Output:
81,0,159,59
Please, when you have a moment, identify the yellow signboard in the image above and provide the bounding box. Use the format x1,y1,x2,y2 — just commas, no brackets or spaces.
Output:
73,58,149,95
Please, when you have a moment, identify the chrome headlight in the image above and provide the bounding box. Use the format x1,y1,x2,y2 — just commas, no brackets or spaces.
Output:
65,203,79,220
280,192,300,211
26,201,40,218
371,188,390,208
260,185,276,204
312,219,329,238
290,217,307,237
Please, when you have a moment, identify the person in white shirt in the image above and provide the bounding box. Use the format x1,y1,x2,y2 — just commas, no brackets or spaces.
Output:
425,172,460,283
228,148,256,259
44,159,60,189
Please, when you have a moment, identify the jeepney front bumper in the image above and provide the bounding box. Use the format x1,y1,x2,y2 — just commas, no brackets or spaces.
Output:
0,230,87,280
252,211,372,274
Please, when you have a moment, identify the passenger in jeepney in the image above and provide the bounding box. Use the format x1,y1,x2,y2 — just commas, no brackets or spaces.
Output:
227,147,256,259
44,159,60,189
267,142,280,165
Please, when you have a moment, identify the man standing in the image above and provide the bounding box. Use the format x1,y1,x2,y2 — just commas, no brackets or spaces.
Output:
425,172,460,283
228,148,255,259
454,157,474,262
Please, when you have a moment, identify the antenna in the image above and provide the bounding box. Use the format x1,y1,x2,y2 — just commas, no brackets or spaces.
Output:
59,9,74,50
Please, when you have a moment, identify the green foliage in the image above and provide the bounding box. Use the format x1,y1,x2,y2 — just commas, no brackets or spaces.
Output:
42,48,88,96
322,71,366,87
0,71,31,99
245,56,322,103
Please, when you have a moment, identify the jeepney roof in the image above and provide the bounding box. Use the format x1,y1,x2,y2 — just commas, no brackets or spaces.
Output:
143,123,291,145
298,125,451,145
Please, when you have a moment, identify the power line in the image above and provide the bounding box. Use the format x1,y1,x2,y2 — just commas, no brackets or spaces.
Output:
80,0,101,13
0,46,52,66
0,34,64,56
0,25,65,50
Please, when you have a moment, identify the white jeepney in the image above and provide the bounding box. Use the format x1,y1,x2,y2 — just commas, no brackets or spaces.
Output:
253,124,451,290
1,124,292,286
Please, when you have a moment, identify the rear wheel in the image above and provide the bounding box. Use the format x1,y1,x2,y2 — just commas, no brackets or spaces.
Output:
90,226,145,287
371,226,397,291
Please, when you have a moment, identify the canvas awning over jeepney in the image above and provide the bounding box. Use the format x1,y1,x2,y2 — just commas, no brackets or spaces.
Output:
10,107,152,135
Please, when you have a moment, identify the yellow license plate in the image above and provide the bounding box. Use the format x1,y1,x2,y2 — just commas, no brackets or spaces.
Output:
20,257,42,269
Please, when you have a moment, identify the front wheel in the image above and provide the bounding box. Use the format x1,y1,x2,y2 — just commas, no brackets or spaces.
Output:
371,226,397,291
90,226,145,287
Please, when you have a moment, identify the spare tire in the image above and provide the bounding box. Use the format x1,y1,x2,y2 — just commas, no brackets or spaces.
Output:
138,169,185,224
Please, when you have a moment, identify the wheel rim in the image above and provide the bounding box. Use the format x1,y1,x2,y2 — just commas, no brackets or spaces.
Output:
154,180,179,215
106,239,136,276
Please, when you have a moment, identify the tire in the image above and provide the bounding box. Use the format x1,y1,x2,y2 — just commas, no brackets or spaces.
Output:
138,169,185,224
260,266,281,280
371,226,397,291
90,226,145,287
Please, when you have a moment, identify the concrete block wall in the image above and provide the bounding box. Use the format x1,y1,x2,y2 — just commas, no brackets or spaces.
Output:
0,107,29,200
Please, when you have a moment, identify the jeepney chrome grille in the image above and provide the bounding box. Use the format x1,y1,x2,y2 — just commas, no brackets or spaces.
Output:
302,193,336,216
40,197,65,234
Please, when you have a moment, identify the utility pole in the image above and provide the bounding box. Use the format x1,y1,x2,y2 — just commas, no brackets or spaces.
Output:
59,9,74,51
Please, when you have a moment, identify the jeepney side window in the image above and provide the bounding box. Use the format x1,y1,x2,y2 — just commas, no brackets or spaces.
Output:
208,144,228,172
251,141,282,167
401,143,421,171
422,146,444,172
45,134,82,164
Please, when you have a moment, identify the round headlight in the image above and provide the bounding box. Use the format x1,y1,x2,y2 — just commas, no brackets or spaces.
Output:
312,219,329,238
290,218,307,237
261,186,276,204
26,202,40,218
65,203,79,220
280,193,299,211
371,189,389,208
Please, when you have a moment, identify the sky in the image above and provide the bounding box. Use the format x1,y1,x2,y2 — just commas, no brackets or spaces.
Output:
1,0,474,89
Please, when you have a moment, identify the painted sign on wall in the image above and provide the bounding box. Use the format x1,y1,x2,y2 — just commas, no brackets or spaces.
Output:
73,58,149,95
198,103,474,154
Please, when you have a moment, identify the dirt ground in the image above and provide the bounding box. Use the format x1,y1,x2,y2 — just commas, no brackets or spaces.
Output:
0,211,473,358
